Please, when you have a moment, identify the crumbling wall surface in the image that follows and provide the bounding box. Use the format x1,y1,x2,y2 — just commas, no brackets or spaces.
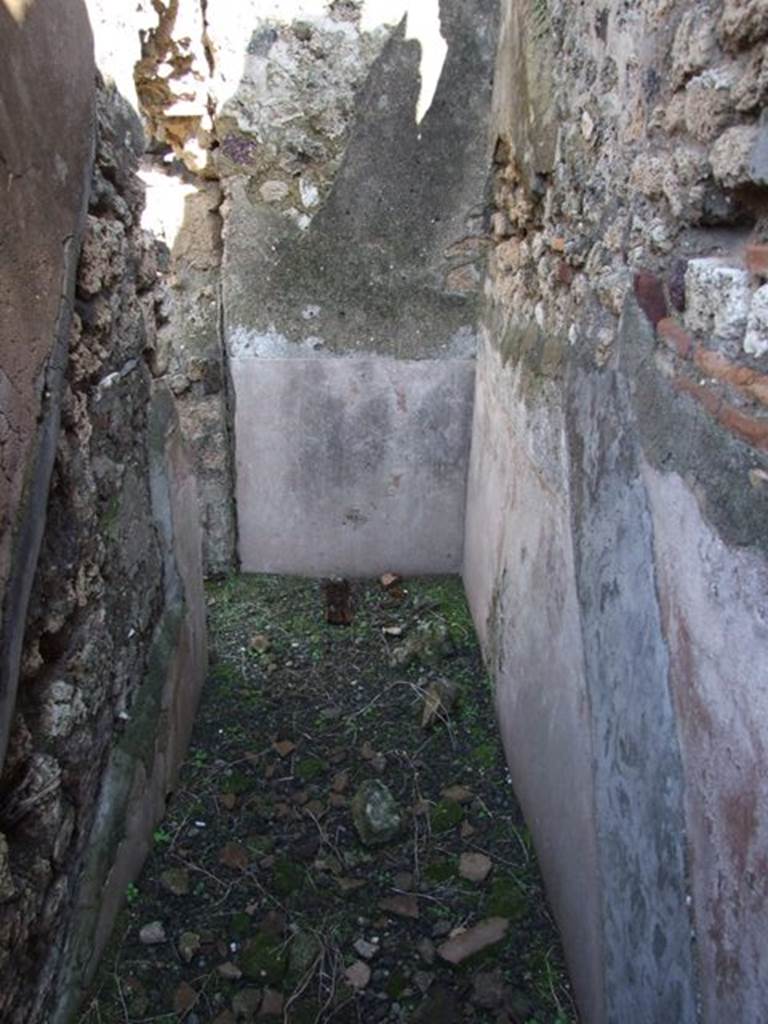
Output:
85,0,237,576
145,168,235,575
465,0,768,1021
0,0,95,778
0,75,207,1024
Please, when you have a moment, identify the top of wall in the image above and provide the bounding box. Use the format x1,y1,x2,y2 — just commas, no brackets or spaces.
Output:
219,0,500,359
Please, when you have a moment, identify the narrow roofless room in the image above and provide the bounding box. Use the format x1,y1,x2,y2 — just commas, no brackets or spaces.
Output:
1,1,767,1022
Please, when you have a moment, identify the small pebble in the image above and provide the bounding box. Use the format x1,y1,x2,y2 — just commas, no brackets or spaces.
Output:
414,970,434,994
354,938,379,960
345,960,372,990
139,921,166,945
416,937,436,964
459,851,493,883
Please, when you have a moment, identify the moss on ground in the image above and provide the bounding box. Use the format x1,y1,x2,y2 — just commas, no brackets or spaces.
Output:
78,575,576,1024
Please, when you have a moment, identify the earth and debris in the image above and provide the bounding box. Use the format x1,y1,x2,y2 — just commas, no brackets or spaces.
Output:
79,575,576,1023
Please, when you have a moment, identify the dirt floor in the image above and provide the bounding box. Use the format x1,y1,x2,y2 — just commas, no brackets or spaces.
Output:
78,574,577,1024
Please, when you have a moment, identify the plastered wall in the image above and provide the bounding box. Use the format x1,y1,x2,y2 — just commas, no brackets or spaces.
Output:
465,1,768,1020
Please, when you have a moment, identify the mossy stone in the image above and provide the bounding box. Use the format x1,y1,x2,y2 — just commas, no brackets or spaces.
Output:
424,859,458,883
386,967,409,998
351,780,403,846
225,770,252,794
391,619,454,667
272,856,305,898
430,798,464,833
288,930,321,982
486,875,527,921
290,1002,321,1024
471,741,497,770
241,932,288,985
230,911,252,939
247,834,275,856
296,756,327,782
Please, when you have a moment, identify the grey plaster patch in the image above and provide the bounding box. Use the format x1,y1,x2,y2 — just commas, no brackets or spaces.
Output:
233,357,474,575
493,0,558,194
566,353,698,1023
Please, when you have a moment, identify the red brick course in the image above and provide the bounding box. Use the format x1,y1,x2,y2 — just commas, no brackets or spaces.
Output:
674,377,768,451
657,317,693,359
693,347,768,407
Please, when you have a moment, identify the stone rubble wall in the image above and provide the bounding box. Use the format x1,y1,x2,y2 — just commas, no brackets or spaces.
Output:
0,49,207,1024
85,0,238,575
465,1,768,1021
147,166,236,575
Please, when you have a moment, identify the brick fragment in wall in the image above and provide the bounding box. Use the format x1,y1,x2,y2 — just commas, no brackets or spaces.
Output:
634,271,668,328
557,260,575,287
693,345,768,404
746,246,768,279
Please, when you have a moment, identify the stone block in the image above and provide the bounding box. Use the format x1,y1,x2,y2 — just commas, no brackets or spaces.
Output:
683,69,735,143
684,259,751,342
744,284,768,357
719,0,768,51
671,11,717,86
711,124,761,188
